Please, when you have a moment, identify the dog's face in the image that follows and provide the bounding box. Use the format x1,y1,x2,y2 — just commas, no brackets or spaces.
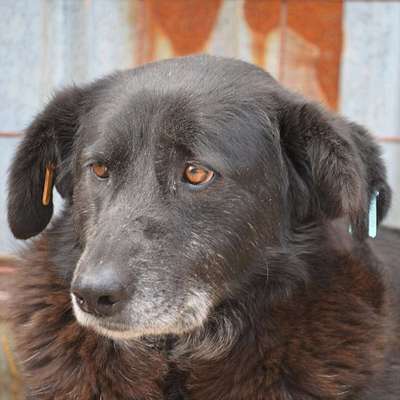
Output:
70,60,288,338
7,55,391,339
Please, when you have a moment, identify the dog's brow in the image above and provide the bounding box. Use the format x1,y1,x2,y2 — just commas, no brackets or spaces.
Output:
81,145,108,163
173,142,194,157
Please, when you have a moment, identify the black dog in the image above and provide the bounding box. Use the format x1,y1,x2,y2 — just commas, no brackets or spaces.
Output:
7,55,400,399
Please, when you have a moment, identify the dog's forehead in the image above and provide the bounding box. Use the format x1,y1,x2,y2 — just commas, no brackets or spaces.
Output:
88,92,276,172
83,90,198,152
81,58,281,169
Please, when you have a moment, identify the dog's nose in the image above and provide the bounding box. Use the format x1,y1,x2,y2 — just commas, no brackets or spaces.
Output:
72,268,128,317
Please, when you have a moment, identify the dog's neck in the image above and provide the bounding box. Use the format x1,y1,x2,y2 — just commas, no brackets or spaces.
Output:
168,233,390,400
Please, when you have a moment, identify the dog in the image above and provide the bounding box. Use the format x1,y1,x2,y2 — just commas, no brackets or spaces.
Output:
6,55,400,399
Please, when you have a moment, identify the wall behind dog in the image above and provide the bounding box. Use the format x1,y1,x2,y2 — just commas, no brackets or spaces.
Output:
0,0,399,253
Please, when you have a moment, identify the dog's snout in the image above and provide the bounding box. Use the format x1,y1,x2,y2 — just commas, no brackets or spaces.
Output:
73,287,125,317
72,267,129,317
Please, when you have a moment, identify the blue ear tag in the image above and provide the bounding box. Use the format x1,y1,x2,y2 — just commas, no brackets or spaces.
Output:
348,191,379,238
368,191,379,238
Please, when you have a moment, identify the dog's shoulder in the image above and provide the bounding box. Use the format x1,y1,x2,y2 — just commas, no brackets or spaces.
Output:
171,234,400,400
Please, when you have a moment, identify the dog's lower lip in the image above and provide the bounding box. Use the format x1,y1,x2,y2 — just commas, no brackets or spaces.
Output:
98,321,130,332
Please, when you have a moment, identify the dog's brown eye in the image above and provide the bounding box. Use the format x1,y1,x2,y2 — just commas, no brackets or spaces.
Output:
183,164,214,185
91,163,109,179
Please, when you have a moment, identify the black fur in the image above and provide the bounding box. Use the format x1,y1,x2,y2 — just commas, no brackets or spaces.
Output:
7,55,399,399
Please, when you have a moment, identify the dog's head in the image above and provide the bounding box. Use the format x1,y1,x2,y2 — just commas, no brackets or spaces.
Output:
8,55,391,339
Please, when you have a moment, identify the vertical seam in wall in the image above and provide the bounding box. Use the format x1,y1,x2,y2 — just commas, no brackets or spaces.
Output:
395,6,400,134
40,0,50,105
279,0,288,83
234,0,241,58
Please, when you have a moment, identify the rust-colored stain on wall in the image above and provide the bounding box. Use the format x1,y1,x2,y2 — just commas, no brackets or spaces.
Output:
245,0,343,110
133,0,342,110
134,0,222,63
286,0,343,109
244,0,281,69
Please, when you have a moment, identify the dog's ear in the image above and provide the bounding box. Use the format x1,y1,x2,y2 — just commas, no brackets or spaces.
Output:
280,100,391,240
8,86,86,239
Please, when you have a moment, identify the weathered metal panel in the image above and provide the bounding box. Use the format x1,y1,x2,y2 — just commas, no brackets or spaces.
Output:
340,1,400,137
133,0,343,110
0,0,137,132
0,0,48,132
339,1,400,229
0,0,399,255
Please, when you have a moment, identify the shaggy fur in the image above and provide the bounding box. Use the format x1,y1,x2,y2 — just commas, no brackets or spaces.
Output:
6,55,400,399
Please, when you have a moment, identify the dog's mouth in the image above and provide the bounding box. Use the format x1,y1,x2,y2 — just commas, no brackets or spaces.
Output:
97,321,130,332
93,322,144,340
71,295,142,339
74,311,182,340
71,289,213,340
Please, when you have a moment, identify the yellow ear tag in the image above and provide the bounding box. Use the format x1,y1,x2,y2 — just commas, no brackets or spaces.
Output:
42,163,55,206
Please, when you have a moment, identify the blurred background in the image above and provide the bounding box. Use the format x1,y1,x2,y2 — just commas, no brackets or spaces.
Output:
0,0,399,397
